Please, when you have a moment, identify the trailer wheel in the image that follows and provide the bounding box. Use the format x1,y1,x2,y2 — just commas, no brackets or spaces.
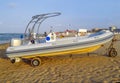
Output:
109,48,117,57
11,59,15,63
31,58,41,67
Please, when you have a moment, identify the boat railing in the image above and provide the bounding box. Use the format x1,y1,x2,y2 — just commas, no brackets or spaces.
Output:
24,12,61,41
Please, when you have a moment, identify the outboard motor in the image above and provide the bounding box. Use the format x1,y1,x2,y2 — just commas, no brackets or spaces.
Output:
11,38,22,47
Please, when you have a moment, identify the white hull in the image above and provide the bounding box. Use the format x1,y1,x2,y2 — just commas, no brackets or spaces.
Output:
6,30,113,58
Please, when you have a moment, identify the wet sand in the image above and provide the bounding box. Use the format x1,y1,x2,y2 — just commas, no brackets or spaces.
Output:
0,35,120,83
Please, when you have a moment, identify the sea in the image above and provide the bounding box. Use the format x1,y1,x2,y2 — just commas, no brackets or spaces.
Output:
0,33,23,44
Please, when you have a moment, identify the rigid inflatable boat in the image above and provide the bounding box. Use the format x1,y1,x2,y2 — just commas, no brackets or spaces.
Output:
5,12,113,66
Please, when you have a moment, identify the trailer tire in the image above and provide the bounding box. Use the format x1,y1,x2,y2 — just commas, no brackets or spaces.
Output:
11,59,15,63
109,48,117,57
31,58,41,67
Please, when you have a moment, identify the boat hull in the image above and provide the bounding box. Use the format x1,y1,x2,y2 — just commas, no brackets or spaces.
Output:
6,30,113,59
23,44,101,58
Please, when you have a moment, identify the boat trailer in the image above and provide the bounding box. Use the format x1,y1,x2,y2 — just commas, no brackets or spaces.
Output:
107,35,118,57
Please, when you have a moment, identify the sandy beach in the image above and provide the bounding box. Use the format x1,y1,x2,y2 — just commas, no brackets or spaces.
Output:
0,35,120,83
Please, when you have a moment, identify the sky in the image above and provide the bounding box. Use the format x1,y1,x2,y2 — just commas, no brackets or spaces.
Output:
0,0,120,33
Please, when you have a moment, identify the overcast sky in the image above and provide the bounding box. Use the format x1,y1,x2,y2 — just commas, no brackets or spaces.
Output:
0,0,120,33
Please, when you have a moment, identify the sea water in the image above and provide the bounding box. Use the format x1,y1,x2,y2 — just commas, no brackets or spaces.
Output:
0,33,23,44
